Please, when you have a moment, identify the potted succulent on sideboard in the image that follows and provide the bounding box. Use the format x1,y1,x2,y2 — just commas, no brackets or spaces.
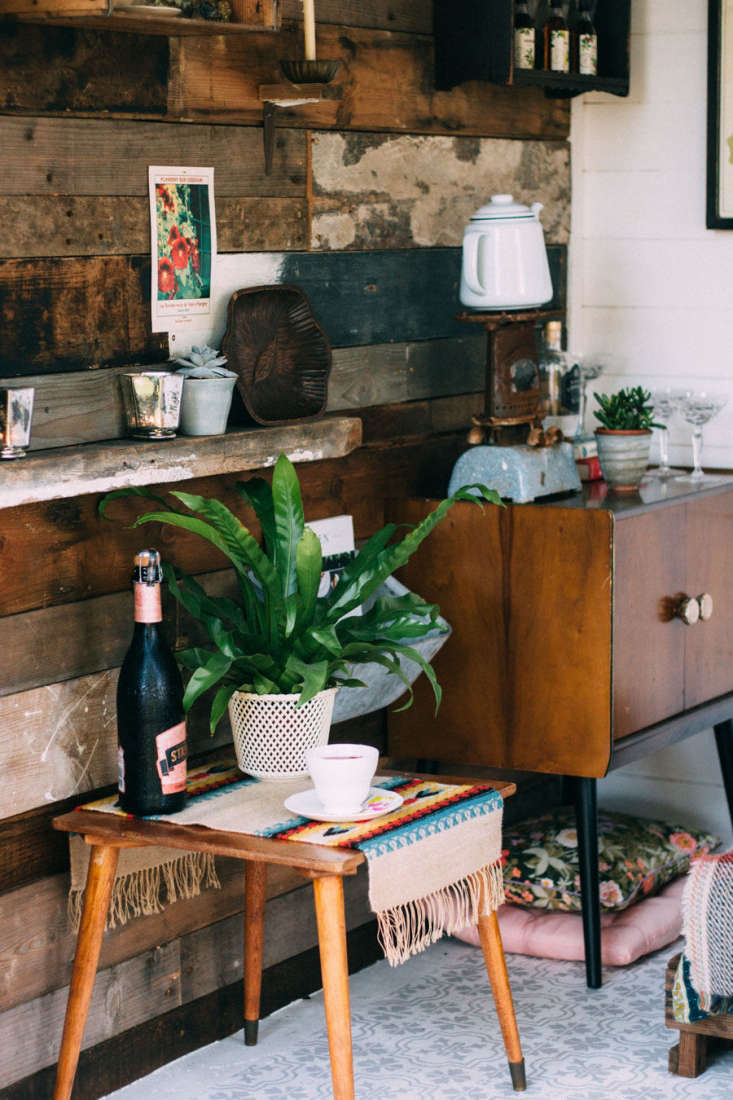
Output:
100,454,501,779
593,386,662,492
174,345,238,436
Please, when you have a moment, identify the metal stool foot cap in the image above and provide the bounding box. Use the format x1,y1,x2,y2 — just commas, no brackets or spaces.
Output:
509,1059,526,1091
244,1019,259,1046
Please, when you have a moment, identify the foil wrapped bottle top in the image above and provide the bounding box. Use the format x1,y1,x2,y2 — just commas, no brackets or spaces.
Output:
132,548,163,586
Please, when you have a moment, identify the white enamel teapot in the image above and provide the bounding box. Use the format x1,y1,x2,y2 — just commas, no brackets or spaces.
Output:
459,194,553,310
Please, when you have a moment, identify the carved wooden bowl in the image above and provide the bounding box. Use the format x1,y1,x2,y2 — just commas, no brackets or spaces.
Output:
222,285,332,426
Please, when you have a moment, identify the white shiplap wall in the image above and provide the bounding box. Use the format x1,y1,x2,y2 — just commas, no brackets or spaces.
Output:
569,0,733,846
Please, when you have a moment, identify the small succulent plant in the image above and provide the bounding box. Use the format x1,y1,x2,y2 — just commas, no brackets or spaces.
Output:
593,387,662,431
174,345,236,379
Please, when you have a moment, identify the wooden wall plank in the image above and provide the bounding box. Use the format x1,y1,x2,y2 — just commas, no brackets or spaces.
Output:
311,133,570,248
179,865,372,1002
0,334,483,449
358,392,482,443
0,24,169,114
0,668,237,819
172,25,570,139
0,713,384,894
0,117,305,197
0,437,468,617
3,921,384,1099
279,246,566,348
0,256,166,375
0,863,372,1090
327,335,484,410
280,0,431,35
0,938,182,1089
0,247,563,376
0,435,470,818
0,669,123,818
0,859,309,1014
0,196,308,258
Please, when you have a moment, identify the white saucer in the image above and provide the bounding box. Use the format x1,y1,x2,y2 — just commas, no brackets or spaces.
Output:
284,786,404,823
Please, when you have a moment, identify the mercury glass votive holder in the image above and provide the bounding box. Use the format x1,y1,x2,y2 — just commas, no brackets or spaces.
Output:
0,386,35,459
119,371,183,440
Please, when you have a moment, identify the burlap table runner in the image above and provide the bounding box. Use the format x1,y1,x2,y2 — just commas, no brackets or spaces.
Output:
70,753,504,965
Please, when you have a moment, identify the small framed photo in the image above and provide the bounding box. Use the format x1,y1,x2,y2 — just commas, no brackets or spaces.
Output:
707,0,733,227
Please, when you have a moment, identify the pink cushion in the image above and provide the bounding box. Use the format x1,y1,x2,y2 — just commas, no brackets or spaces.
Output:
455,877,685,966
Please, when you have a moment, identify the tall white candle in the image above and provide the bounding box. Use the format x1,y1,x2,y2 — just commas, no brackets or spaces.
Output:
302,0,316,60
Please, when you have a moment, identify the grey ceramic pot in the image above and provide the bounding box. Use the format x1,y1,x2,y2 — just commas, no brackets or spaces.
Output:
595,429,652,492
179,376,236,436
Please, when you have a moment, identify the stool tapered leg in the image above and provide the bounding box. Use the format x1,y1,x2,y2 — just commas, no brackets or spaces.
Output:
53,844,119,1100
312,874,355,1100
477,908,526,1091
244,860,267,1045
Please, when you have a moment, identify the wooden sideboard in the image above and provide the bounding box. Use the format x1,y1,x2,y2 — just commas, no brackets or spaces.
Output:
388,476,733,986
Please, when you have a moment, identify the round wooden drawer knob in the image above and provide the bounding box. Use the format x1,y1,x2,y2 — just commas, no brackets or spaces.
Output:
697,593,714,621
676,596,700,625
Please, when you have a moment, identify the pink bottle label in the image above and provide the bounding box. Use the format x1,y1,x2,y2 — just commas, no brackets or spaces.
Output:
155,721,188,793
134,583,162,623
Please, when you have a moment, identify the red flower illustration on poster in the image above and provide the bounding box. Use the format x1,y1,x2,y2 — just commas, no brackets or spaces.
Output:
154,181,212,302
158,257,176,296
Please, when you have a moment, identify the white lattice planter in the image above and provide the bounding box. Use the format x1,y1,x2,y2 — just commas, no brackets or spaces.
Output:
228,687,338,780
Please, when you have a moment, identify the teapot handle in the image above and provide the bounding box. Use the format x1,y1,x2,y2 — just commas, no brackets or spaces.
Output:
462,232,489,296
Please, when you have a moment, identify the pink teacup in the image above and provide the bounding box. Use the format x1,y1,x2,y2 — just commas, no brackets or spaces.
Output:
304,743,379,816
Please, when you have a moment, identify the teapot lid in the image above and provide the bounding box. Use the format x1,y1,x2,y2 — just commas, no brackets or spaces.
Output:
470,194,541,220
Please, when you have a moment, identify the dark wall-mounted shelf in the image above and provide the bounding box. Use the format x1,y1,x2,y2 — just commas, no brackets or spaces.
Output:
434,0,630,99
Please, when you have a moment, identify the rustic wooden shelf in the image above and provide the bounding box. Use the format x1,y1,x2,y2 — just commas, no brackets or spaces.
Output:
513,68,629,98
4,11,278,36
0,415,362,509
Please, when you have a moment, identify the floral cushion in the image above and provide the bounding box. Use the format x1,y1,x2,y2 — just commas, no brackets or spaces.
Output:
502,808,719,912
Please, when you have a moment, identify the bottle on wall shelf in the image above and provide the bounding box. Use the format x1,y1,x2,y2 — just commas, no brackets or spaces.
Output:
542,1,570,73
513,0,536,71
572,0,598,75
117,548,188,816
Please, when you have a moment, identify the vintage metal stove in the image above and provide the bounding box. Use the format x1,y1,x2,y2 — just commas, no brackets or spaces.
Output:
447,309,581,504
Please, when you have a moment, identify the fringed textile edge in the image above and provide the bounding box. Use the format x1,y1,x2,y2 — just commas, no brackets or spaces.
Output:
376,861,505,967
67,852,220,933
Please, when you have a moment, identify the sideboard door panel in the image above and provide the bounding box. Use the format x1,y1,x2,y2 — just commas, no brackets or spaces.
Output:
612,507,686,739
684,492,733,708
388,499,614,777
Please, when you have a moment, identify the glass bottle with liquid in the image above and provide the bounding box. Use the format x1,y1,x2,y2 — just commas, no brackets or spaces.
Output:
514,0,536,71
542,1,570,73
116,549,187,816
572,0,598,75
539,321,581,433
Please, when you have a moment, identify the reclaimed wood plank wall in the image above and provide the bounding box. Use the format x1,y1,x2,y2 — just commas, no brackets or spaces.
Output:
0,3,570,1094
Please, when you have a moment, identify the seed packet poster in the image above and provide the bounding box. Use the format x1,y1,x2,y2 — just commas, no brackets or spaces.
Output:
149,166,217,332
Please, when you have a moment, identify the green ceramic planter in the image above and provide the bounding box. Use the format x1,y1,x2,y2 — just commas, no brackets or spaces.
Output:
595,429,652,492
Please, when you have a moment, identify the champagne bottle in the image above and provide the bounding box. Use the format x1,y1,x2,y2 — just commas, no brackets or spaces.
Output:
573,0,598,75
117,549,187,815
514,0,535,71
543,1,570,73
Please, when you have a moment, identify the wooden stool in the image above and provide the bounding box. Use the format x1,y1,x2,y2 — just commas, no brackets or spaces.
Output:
51,778,526,1099
665,954,733,1076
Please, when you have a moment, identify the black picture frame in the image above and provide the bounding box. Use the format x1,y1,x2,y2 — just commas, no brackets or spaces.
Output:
707,0,733,227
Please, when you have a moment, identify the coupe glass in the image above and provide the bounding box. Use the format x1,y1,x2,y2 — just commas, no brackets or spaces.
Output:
572,355,604,440
674,391,729,483
648,387,685,478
